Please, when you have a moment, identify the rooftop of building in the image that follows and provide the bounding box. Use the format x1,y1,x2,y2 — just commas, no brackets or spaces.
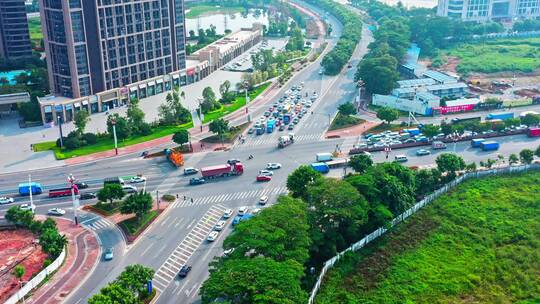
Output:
445,98,481,107
397,78,437,88
416,91,440,101
423,70,458,84
193,28,260,56
37,95,73,106
392,87,419,95
426,82,468,91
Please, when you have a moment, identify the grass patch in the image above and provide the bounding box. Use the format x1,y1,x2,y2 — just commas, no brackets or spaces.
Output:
328,113,365,131
118,210,158,236
202,123,249,144
185,5,244,19
28,17,43,47
441,38,540,75
203,83,270,123
85,202,121,217
33,121,193,160
316,171,540,304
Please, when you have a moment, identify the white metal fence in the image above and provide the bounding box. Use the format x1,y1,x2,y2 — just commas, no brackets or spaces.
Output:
5,248,66,304
308,163,540,304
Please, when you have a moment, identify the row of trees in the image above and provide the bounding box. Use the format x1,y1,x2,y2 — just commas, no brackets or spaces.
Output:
305,0,363,75
5,207,67,259
88,264,154,303
97,184,153,223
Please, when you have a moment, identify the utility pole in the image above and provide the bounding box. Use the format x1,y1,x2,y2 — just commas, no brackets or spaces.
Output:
68,174,79,225
57,115,64,148
111,119,118,155
245,81,251,122
156,190,160,210
28,174,34,211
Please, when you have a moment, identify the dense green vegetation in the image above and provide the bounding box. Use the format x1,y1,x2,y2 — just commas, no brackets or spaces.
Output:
304,0,362,75
329,102,364,130
316,171,540,303
184,5,244,19
88,265,155,304
27,17,43,49
440,38,540,75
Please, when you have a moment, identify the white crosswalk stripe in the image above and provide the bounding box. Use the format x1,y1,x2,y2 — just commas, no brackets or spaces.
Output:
170,187,289,209
82,218,113,231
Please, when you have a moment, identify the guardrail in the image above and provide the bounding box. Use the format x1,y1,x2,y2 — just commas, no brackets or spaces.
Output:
5,248,66,304
308,163,540,304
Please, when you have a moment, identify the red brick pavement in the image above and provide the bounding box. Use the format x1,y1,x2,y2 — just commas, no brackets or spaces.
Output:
325,121,379,138
28,218,99,304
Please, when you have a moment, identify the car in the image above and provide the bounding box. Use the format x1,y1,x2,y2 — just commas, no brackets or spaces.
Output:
104,247,114,260
227,159,241,165
232,215,243,226
178,265,192,278
258,195,269,205
19,204,35,212
264,111,271,117
80,192,96,200
48,208,66,216
223,248,235,256
0,197,14,204
305,102,312,108
298,113,304,118
238,206,249,216
214,220,226,231
74,182,89,189
129,176,146,183
288,124,295,130
258,170,273,176
247,128,254,134
252,208,262,214
256,175,272,182
416,149,431,156
404,138,416,143
183,167,199,175
189,177,206,185
279,125,285,131
266,163,282,170
122,185,138,193
347,63,352,68
223,208,234,219
395,155,408,162
318,69,324,75
207,231,219,242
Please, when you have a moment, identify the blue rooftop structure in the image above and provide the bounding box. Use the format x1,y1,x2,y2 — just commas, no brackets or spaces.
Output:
405,43,421,65
422,70,458,84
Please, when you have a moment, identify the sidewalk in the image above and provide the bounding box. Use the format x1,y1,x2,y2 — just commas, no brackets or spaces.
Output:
28,218,99,304
325,121,379,138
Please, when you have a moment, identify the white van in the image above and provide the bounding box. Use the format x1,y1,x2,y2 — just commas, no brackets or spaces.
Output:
316,153,333,162
394,155,408,162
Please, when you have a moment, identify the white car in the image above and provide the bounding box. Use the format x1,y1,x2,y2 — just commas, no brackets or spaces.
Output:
48,208,66,216
0,197,14,204
223,209,234,219
266,163,282,170
129,176,147,183
223,248,235,256
252,208,262,215
19,204,35,212
258,170,273,176
122,185,138,193
207,231,219,242
258,195,269,205
214,220,226,231
238,206,249,216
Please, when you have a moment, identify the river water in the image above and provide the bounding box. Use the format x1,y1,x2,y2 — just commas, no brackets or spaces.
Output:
185,10,270,35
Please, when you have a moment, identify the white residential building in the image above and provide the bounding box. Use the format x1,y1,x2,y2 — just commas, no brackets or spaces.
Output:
437,0,540,21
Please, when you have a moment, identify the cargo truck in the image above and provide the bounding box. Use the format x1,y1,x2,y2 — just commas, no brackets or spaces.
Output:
165,149,184,167
18,182,43,196
471,138,485,148
406,128,421,136
311,162,330,174
480,141,499,151
104,177,125,186
266,120,276,133
486,112,514,120
278,133,294,148
200,163,244,179
528,127,540,137
49,187,79,198
316,152,333,162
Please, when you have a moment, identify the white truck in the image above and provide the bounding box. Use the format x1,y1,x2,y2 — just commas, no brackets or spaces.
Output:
316,152,333,162
278,133,295,148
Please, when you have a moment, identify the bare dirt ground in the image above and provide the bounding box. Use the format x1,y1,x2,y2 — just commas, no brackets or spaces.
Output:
0,229,47,302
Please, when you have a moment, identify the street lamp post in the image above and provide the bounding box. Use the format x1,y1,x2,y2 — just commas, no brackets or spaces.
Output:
28,174,34,211
111,119,118,155
57,115,64,148
68,174,79,225
244,81,251,122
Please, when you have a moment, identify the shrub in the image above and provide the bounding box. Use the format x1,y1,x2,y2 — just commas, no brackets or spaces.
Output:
161,194,176,202
138,122,152,136
64,136,81,150
56,137,67,148
83,132,98,145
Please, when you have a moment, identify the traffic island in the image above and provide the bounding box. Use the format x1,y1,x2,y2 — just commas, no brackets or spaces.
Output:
110,200,170,244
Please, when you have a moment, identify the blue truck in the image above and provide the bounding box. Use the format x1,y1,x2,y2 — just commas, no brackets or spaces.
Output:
406,128,421,136
19,182,43,196
311,162,330,174
471,138,485,148
283,114,291,125
486,112,514,120
480,141,499,151
266,120,276,133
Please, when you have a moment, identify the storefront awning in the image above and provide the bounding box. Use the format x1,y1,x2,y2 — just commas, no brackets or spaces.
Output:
74,102,81,107
148,81,156,87
156,79,164,84
44,105,52,113
172,74,180,79
139,84,147,89
130,87,137,92
82,100,89,105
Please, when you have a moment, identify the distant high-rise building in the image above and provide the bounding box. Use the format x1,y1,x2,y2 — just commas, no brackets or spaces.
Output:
0,0,33,60
437,0,540,21
40,0,187,99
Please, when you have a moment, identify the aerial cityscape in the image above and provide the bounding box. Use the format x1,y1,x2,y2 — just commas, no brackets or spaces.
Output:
0,0,539,303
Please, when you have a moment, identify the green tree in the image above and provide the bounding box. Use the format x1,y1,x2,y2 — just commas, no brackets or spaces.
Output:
159,90,191,125
201,87,219,113
535,145,540,158
200,257,307,304
13,265,25,281
436,153,466,179
88,294,113,304
440,122,453,135
95,283,138,304
116,264,154,297
356,55,399,94
208,118,229,146
39,228,67,258
415,168,441,197
5,206,34,228
349,153,373,173
519,149,534,164
97,184,125,204
74,109,90,135
376,107,399,124
121,191,153,222
338,102,357,116
521,113,539,127
172,129,189,146
106,114,131,140
126,99,146,134
509,153,519,165
421,124,440,139
286,165,323,200
219,80,233,102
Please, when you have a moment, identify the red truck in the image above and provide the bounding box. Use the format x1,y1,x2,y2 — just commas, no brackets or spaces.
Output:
528,127,540,137
200,163,244,179
49,187,79,198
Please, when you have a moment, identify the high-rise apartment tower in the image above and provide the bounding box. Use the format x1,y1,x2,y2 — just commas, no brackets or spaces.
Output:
0,0,33,59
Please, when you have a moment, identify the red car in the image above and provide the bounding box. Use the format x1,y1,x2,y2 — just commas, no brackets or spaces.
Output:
256,175,272,182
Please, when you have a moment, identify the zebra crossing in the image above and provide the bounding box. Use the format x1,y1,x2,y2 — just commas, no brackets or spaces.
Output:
153,204,227,292
79,213,114,231
169,186,288,208
236,133,323,149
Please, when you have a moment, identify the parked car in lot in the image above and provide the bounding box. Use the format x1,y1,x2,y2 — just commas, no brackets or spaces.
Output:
266,163,282,169
256,175,272,182
416,149,431,156
104,247,114,261
189,177,206,185
207,231,219,242
47,208,66,216
183,167,199,175
178,265,191,278
0,197,14,204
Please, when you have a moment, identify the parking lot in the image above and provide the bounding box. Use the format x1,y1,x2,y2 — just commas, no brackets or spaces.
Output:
222,38,288,72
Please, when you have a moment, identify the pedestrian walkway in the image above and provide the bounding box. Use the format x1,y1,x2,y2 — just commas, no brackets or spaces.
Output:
170,186,288,209
27,218,99,304
152,204,227,292
233,133,323,150
81,217,114,231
